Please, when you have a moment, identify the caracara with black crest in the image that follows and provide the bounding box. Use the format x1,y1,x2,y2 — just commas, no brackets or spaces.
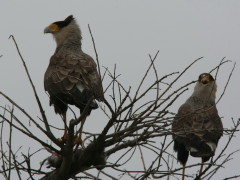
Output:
44,15,104,144
172,73,223,180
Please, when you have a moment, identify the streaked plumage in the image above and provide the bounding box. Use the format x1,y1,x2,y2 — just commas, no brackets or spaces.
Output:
172,73,223,179
44,48,103,115
44,15,104,143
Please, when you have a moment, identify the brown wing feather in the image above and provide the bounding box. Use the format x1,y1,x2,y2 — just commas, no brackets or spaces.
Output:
44,50,104,100
44,49,104,115
172,101,223,139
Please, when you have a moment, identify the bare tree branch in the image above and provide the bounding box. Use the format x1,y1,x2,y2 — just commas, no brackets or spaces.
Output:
0,34,238,180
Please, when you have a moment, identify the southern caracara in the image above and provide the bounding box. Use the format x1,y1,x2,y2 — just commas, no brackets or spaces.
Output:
44,15,104,144
172,73,223,180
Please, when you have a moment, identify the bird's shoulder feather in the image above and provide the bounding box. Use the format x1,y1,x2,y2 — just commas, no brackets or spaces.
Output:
44,50,103,100
172,98,223,136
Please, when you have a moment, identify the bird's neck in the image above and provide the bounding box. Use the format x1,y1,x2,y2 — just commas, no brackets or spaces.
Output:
189,82,217,106
190,89,216,106
55,38,82,53
54,22,82,52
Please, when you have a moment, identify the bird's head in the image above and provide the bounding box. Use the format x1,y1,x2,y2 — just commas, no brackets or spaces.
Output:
44,15,74,34
198,73,215,86
194,73,217,102
44,15,81,47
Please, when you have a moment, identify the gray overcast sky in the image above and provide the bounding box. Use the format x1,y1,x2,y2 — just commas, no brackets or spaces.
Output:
1,1,240,179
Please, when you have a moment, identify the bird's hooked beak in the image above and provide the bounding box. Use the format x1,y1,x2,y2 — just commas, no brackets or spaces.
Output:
200,75,210,86
44,26,51,34
44,24,60,34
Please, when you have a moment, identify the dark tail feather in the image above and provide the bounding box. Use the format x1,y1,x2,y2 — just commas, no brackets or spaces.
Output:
174,141,189,166
80,100,98,115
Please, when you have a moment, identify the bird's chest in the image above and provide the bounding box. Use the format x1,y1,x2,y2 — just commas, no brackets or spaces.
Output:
190,109,213,136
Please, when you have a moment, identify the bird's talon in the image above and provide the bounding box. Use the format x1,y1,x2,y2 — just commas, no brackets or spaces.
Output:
57,134,69,144
62,134,69,140
74,137,83,146
58,138,66,144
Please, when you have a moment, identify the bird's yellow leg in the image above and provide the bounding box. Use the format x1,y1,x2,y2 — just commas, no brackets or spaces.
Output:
74,116,86,146
182,165,185,180
58,112,68,143
62,112,68,140
199,159,204,177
